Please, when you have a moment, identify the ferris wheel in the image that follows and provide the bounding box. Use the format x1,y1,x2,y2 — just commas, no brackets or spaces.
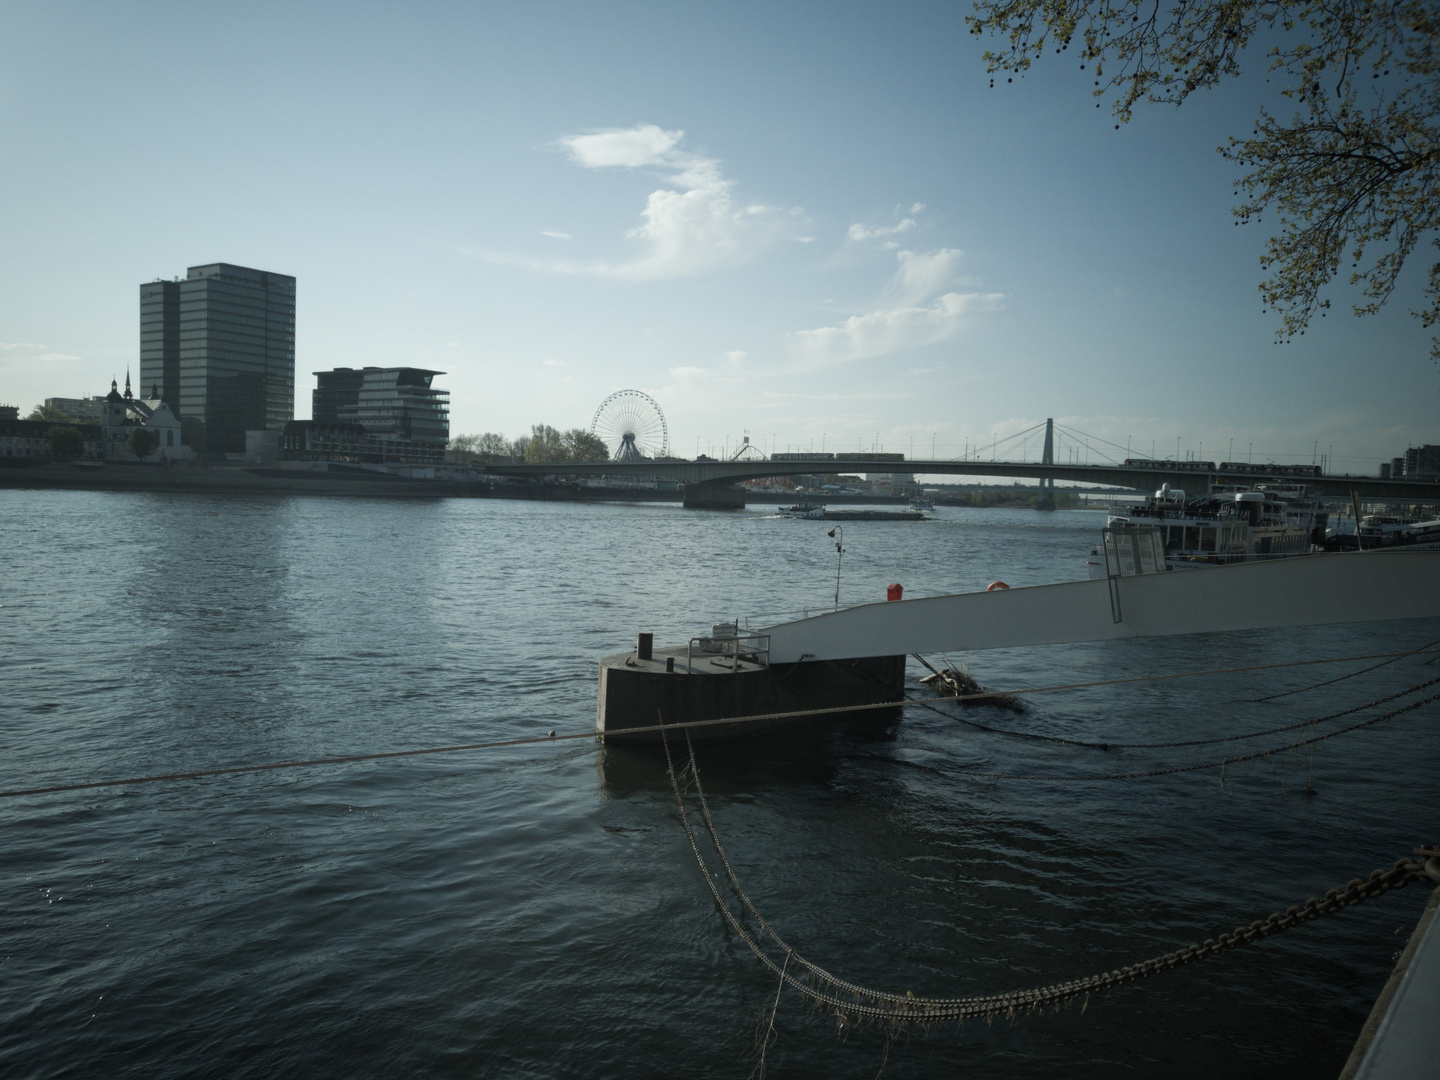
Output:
590,390,669,462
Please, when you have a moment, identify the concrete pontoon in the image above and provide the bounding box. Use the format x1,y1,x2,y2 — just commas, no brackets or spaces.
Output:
596,546,1440,741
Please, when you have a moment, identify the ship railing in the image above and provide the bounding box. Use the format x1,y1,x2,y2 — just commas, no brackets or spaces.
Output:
687,632,771,674
1101,524,1168,624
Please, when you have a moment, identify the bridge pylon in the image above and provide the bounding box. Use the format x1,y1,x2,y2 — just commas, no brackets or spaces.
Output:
1035,417,1056,511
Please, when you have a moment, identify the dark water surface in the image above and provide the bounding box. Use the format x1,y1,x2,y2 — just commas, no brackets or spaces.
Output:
2,491,1437,1079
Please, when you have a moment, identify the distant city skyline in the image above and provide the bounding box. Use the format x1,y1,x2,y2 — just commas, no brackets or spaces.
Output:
1,2,1435,475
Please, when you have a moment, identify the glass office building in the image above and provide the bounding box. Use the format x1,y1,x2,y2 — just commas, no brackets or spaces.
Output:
311,367,449,463
140,263,296,454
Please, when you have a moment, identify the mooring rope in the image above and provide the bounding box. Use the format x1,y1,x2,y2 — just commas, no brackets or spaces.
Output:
661,724,1440,1025
4,648,1436,801
1251,635,1440,702
911,674,1440,752
929,690,1440,783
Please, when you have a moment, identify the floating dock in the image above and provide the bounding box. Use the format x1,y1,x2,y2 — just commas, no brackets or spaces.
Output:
596,550,1440,740
597,637,903,742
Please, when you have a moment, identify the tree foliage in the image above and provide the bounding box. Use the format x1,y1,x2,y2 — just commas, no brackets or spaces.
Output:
523,424,612,463
47,424,85,459
127,428,160,461
447,426,610,464
27,404,72,422
447,432,517,463
562,427,611,462
967,0,1440,355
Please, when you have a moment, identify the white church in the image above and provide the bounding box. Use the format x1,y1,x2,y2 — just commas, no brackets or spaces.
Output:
100,372,192,462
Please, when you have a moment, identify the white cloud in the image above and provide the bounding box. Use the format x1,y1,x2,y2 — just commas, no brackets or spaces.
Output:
789,248,1002,369
541,230,572,240
563,124,682,169
888,248,966,306
500,124,797,281
848,218,916,242
541,358,566,367
0,344,81,368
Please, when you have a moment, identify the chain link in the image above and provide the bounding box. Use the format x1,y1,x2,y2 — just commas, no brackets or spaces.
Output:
663,723,1440,1025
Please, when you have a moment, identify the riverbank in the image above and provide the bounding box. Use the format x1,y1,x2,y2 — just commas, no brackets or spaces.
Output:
0,461,918,505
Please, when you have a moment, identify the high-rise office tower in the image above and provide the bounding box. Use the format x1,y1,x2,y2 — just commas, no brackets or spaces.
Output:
139,263,295,454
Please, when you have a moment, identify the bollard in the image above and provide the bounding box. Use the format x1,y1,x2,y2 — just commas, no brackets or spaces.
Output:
637,632,653,661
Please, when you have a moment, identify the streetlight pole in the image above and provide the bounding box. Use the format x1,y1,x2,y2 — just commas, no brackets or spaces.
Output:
827,526,845,611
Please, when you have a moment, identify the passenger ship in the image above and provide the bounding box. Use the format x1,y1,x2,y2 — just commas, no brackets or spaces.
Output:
1356,514,1440,550
1087,483,1327,577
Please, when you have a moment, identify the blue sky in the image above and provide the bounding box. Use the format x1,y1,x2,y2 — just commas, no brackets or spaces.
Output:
2,0,1434,473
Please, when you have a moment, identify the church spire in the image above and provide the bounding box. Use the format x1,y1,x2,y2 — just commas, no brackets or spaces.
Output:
124,369,132,400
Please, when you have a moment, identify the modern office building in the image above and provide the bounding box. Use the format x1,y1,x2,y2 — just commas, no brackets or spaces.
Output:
1403,444,1440,481
308,367,449,463
44,397,106,423
1378,444,1440,481
140,263,296,454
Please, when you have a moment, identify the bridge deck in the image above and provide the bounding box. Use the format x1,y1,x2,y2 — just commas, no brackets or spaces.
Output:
482,458,1440,500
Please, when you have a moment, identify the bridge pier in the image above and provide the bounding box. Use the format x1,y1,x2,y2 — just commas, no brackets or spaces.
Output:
682,481,747,510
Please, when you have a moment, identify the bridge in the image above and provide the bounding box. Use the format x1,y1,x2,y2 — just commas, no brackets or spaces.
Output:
477,417,1437,507
480,456,1438,508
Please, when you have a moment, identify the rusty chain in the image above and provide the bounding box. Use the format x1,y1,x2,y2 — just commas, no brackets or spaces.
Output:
663,724,1440,1025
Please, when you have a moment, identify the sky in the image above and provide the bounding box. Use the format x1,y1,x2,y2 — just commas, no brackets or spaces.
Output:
1,0,1435,475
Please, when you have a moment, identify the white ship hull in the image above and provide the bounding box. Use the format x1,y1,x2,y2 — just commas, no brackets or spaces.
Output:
764,550,1440,663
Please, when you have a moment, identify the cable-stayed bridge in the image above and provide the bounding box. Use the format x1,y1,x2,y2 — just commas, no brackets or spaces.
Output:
481,419,1434,508
483,456,1435,505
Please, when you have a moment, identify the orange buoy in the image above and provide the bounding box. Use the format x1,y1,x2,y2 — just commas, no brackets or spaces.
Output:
986,581,1010,592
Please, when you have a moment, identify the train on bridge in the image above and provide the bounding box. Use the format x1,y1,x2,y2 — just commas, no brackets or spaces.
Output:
1122,458,1323,478
770,452,908,463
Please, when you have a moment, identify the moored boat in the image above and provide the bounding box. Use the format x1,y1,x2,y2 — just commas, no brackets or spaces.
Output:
1096,482,1325,573
1356,514,1440,549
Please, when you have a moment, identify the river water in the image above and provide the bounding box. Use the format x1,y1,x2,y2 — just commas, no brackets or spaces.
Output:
2,490,1437,1079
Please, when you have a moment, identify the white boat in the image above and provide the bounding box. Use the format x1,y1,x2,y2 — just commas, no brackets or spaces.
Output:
777,503,826,519
1358,515,1440,550
909,496,935,511
1093,482,1325,575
